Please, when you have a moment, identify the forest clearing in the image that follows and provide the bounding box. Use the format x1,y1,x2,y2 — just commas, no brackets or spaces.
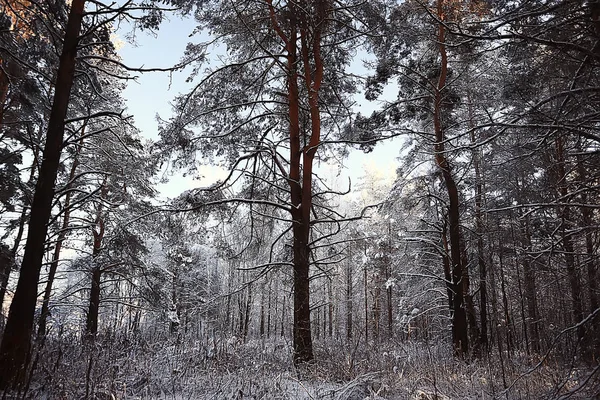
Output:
0,0,599,398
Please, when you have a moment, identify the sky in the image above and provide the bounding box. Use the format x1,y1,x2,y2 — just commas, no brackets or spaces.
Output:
116,12,402,202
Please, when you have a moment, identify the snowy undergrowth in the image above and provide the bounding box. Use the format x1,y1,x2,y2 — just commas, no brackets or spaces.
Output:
18,334,600,399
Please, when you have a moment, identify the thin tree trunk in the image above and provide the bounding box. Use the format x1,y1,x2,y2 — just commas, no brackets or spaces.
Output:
576,152,600,355
85,178,108,338
0,245,12,318
468,94,489,352
170,263,179,334
487,233,499,355
242,282,252,341
498,242,514,355
462,243,480,353
0,131,42,312
520,214,540,353
0,64,8,125
374,275,381,340
364,260,369,342
328,279,333,337
85,220,104,337
38,130,85,339
267,277,272,338
554,137,585,341
280,293,286,338
260,281,265,336
385,229,393,338
225,269,232,334
441,222,454,312
346,252,353,340
0,0,85,389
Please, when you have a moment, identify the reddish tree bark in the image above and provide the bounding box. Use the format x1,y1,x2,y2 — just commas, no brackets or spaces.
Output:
267,0,327,365
433,0,468,356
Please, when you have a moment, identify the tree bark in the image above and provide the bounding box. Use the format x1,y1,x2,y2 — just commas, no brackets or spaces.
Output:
328,279,333,337
0,245,12,317
346,251,353,340
37,130,85,339
0,64,8,125
519,212,540,353
497,242,514,354
554,137,585,341
0,0,85,389
441,222,454,312
468,94,489,352
242,282,252,341
576,152,600,355
85,216,104,337
267,0,327,365
433,0,468,355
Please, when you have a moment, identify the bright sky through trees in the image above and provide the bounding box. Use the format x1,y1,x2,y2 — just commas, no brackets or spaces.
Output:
116,14,400,201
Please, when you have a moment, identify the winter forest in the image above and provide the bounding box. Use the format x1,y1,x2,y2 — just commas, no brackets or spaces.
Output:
0,0,599,399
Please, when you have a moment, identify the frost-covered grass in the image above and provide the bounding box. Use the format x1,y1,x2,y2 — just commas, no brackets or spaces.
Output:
15,333,600,399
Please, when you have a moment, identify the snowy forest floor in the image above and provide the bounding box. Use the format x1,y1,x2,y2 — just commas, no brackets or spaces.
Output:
9,334,600,399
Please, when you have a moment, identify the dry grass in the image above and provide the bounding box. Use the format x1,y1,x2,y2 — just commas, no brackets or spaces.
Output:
12,333,599,399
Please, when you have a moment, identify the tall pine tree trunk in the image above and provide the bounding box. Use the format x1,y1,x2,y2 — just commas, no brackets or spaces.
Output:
0,0,85,389
433,0,468,355
267,0,326,365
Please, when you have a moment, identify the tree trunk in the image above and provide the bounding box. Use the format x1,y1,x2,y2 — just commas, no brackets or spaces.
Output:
576,152,600,355
554,137,585,341
260,281,265,336
498,242,514,354
364,260,369,342
267,0,325,365
373,274,381,340
280,293,286,338
328,279,333,337
85,220,104,337
468,95,489,352
441,222,454,312
346,253,353,340
0,129,42,313
242,282,252,341
267,277,272,338
519,213,540,353
225,268,232,334
291,223,313,364
0,0,85,389
433,4,468,354
86,266,102,336
38,130,85,339
0,245,12,318
0,253,13,320
0,64,8,125
385,235,393,338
